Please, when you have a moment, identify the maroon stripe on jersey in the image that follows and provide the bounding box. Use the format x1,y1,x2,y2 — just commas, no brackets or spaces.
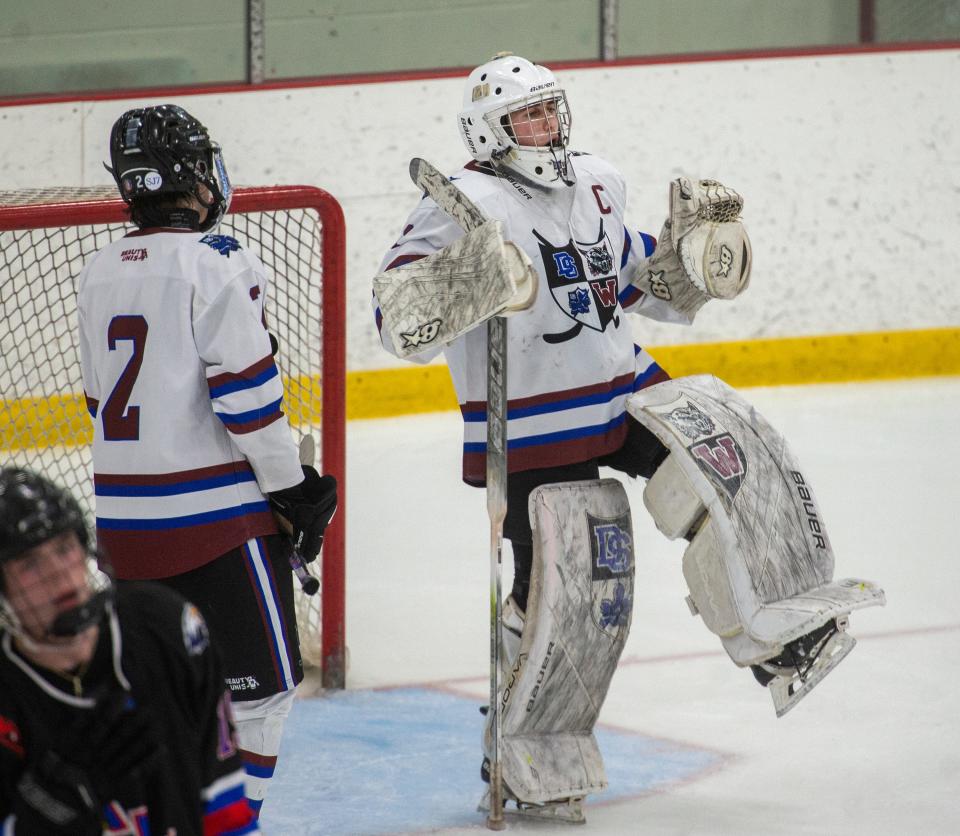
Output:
465,160,497,177
223,409,285,435
384,252,427,271
619,285,645,308
460,371,636,415
93,460,254,486
636,367,671,390
84,392,99,417
207,354,276,389
100,510,277,579
238,750,278,769
462,423,628,486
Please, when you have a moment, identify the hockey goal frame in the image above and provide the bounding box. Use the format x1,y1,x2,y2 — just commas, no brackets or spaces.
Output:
0,185,347,688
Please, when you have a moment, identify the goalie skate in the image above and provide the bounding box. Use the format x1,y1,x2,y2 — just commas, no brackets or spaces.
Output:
479,759,586,825
751,617,856,717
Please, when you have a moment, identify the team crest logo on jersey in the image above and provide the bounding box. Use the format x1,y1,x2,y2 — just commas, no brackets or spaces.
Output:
200,234,241,257
181,603,210,656
534,222,621,344
588,511,634,637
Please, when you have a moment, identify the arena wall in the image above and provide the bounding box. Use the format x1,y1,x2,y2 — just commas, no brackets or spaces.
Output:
1,46,958,418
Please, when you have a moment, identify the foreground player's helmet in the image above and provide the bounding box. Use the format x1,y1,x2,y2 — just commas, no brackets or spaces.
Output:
106,104,232,232
0,469,109,639
458,53,572,189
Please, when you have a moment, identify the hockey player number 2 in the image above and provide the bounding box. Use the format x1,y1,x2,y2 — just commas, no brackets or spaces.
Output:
103,314,148,441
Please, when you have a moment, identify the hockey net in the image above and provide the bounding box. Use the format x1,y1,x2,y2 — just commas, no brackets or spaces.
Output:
0,186,347,688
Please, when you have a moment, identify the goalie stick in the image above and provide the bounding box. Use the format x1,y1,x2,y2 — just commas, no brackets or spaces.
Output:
409,157,508,830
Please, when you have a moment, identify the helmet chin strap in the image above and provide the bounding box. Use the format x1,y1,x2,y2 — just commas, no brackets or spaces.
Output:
50,588,110,638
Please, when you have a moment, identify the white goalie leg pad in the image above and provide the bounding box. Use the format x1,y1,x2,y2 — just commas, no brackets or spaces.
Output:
487,479,634,805
372,219,536,358
628,376,885,713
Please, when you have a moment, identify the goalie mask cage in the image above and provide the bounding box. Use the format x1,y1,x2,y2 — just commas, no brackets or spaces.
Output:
0,185,347,689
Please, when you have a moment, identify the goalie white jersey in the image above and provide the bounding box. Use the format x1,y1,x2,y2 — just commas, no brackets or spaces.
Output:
374,153,690,484
77,229,303,579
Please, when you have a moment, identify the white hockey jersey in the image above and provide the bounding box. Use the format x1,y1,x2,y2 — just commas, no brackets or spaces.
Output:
77,228,303,579
373,153,691,485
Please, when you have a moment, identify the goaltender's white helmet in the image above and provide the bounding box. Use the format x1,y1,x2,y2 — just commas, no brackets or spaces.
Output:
457,53,573,189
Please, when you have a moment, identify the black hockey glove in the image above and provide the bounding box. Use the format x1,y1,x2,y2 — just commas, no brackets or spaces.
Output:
268,465,338,563
13,751,101,836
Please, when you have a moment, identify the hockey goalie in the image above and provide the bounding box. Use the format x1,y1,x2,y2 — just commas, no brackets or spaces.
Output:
371,52,885,824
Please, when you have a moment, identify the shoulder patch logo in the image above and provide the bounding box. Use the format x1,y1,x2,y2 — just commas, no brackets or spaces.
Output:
200,234,241,257
181,602,210,656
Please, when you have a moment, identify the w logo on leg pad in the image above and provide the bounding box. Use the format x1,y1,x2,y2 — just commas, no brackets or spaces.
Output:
690,434,746,500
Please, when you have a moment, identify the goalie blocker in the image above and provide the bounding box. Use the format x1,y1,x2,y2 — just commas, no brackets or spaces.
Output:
372,219,536,359
627,375,885,716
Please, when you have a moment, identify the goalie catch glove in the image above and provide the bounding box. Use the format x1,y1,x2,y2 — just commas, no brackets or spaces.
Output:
268,466,338,563
631,177,752,320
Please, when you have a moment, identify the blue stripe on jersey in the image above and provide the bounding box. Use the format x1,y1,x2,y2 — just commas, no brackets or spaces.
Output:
634,361,665,389
639,231,657,257
463,412,627,453
215,397,284,425
206,783,247,811
618,284,644,307
208,364,279,398
462,380,635,422
97,501,270,530
243,759,277,780
95,470,257,497
621,227,632,269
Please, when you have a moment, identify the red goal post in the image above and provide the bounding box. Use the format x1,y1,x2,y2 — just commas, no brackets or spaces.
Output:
0,185,347,688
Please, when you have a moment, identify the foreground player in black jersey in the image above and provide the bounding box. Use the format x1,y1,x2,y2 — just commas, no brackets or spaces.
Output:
0,468,257,835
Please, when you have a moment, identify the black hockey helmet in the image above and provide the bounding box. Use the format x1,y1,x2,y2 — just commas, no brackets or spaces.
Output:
0,468,89,566
0,469,112,639
106,104,232,232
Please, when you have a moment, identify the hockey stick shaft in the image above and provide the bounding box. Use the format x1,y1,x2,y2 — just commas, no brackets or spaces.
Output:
408,158,507,827
485,314,508,830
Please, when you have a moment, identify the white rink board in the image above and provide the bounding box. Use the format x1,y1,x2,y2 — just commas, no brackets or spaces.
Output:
1,49,959,373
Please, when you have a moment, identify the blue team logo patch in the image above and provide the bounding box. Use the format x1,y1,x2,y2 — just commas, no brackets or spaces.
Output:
200,234,241,257
599,582,631,629
589,511,634,637
553,251,580,279
181,603,210,656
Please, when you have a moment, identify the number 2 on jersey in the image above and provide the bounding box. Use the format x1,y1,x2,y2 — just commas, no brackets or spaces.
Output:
102,315,148,441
